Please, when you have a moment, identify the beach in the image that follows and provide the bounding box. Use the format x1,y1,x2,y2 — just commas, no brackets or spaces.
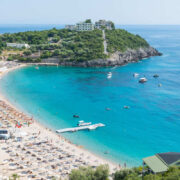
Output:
0,62,119,179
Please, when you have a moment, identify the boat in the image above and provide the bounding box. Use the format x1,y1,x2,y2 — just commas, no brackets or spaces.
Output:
105,107,111,111
153,74,159,78
35,66,39,70
139,77,147,83
73,115,80,118
104,151,109,154
107,72,112,79
133,73,139,77
77,120,92,126
124,106,130,109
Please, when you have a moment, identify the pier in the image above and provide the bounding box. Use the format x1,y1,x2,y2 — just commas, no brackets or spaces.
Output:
56,123,105,133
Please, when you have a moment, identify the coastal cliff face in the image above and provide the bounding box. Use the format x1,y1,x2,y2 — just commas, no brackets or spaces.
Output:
42,47,161,67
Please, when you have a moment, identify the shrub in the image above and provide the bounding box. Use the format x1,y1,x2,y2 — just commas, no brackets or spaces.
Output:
69,165,109,180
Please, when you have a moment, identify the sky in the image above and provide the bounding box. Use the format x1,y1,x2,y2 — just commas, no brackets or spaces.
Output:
0,0,180,25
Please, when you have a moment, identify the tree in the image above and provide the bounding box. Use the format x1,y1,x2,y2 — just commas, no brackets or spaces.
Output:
53,49,60,56
94,165,109,180
144,174,161,180
69,166,94,180
111,22,115,30
7,56,13,61
85,19,92,23
69,165,109,180
23,50,32,56
52,36,60,43
41,50,52,58
10,173,19,180
113,169,134,180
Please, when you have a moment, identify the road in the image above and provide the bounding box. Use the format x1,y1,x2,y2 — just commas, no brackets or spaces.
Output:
102,30,108,55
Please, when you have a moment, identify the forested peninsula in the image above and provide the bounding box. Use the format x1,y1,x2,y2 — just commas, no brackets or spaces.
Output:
0,28,162,67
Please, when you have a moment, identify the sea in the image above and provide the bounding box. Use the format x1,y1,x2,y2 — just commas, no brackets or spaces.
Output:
0,25,180,167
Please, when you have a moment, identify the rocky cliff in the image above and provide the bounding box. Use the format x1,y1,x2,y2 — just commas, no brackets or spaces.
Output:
54,47,162,67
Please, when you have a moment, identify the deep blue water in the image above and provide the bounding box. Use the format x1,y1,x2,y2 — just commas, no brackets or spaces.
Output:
0,24,64,34
0,25,180,167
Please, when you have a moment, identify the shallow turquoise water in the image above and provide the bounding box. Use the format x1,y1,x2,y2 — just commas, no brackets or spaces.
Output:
1,26,180,167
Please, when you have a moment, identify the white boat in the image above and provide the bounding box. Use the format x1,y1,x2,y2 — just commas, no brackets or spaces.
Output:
107,72,112,79
133,73,139,77
35,66,39,70
139,77,148,83
77,120,92,126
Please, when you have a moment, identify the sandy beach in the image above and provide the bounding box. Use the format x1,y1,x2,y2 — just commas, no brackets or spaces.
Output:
0,62,119,180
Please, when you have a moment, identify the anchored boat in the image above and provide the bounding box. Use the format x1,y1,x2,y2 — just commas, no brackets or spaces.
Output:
77,120,92,126
139,77,147,83
107,72,112,79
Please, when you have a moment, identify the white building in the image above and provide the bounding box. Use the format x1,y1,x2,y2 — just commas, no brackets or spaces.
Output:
76,22,94,31
7,43,30,49
95,20,113,30
65,25,76,30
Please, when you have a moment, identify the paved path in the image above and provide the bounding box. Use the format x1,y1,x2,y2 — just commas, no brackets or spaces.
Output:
102,30,108,55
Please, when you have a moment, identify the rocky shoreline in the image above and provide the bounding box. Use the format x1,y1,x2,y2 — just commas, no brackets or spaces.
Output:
53,47,162,67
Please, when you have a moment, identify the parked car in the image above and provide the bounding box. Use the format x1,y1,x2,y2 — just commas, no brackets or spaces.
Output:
0,130,10,140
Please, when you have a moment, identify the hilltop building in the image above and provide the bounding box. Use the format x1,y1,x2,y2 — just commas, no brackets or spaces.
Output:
7,43,30,49
65,19,114,31
143,152,180,174
95,20,114,30
76,22,94,31
65,25,76,31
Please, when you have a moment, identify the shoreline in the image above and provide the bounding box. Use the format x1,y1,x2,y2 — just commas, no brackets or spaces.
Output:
0,62,120,179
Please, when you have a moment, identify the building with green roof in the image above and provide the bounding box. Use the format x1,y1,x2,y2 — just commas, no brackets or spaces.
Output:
143,152,180,174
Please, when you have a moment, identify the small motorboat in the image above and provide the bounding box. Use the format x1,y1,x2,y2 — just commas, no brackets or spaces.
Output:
139,77,147,83
107,72,112,79
153,74,159,78
104,151,109,154
158,83,162,87
78,120,91,126
124,106,130,109
73,115,80,118
35,66,39,70
133,73,139,77
105,107,111,111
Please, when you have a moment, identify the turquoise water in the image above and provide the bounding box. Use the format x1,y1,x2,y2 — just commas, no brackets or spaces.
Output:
1,25,180,167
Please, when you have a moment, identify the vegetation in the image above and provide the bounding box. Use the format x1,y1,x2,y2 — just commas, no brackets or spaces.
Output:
106,29,149,53
69,165,109,180
23,50,32,56
69,165,180,180
0,27,150,62
85,19,92,23
9,173,20,180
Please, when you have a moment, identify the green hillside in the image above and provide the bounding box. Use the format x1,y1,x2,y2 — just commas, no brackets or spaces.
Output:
0,28,150,62
106,29,149,53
